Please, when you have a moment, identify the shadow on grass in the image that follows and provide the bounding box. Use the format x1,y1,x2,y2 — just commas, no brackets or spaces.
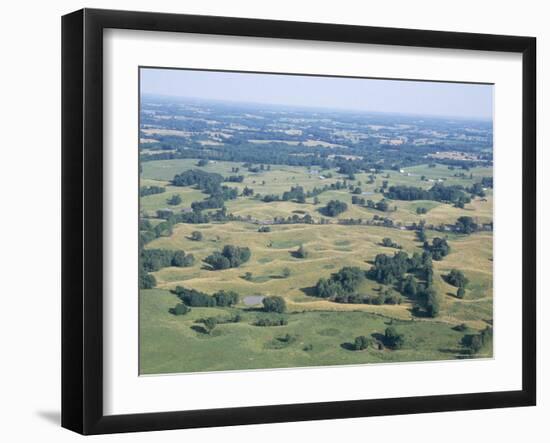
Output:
340,342,361,351
299,286,318,297
408,307,432,318
190,325,208,335
289,250,306,259
371,332,386,344
241,307,265,313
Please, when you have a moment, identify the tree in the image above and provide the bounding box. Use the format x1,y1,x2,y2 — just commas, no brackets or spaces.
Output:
384,290,402,305
381,237,400,249
457,286,466,298
416,229,427,242
353,336,369,351
139,272,156,289
171,250,188,267
262,295,286,313
172,303,190,316
455,216,478,234
403,275,418,297
295,244,309,259
446,269,469,288
203,252,231,270
313,196,320,205
282,267,291,278
424,288,440,317
375,199,390,212
424,237,450,260
167,194,182,205
384,327,405,349
461,333,482,354
324,200,348,217
242,186,254,196
183,254,195,267
190,231,203,241
197,159,209,167
213,290,239,306
203,317,217,334
244,272,253,281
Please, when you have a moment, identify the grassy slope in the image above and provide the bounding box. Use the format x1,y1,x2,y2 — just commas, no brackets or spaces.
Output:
140,289,489,375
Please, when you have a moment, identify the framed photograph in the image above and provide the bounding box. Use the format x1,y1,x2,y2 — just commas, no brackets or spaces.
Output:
62,8,536,435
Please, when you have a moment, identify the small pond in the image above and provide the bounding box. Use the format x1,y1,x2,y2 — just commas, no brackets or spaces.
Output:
243,295,265,306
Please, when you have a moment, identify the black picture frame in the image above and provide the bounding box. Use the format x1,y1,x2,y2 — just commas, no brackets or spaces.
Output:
62,8,536,435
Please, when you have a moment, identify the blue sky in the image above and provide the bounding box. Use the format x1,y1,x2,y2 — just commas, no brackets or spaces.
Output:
140,68,493,120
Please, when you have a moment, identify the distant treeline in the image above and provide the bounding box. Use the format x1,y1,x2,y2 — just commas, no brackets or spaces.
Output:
384,183,470,204
139,136,492,172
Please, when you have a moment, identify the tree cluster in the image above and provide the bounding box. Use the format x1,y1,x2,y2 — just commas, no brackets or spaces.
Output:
254,317,288,327
323,200,348,217
381,237,402,249
282,186,306,203
204,245,251,270
461,327,492,354
454,216,478,234
423,237,451,260
166,194,182,205
140,185,166,197
172,286,239,307
140,248,195,272
385,183,470,205
315,266,366,298
172,169,223,192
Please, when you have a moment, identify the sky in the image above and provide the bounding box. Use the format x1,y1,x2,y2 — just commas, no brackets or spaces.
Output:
140,68,493,120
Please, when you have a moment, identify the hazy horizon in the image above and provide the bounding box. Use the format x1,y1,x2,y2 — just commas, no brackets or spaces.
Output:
140,68,494,120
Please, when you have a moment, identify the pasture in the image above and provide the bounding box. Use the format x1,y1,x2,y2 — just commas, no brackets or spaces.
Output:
140,289,490,375
141,159,494,225
140,159,493,373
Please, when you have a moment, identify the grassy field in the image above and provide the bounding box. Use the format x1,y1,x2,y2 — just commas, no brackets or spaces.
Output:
140,159,493,373
140,289,490,375
147,221,492,328
141,159,493,225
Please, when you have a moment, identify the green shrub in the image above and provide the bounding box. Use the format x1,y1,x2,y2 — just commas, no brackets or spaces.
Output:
262,296,286,313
